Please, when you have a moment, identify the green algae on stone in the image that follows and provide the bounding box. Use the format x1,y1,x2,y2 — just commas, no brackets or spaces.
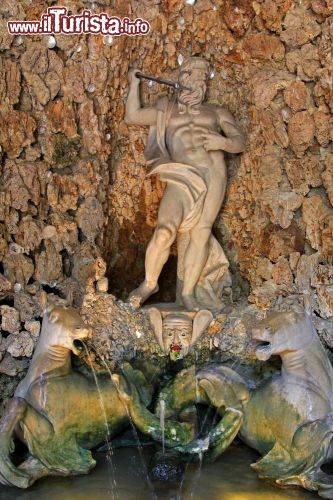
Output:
52,134,81,169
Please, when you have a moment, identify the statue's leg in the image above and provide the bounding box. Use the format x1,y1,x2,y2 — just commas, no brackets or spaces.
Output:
129,184,184,307
0,397,31,488
253,414,333,497
17,457,49,484
182,172,226,310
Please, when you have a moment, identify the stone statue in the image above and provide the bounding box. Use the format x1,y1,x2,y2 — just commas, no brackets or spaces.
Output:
115,311,333,498
125,57,245,312
148,307,213,360
241,311,333,498
0,305,152,488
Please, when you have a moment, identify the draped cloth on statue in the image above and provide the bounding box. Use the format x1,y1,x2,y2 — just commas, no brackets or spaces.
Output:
144,97,230,311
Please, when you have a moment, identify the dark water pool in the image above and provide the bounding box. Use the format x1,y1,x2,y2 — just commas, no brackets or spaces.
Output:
0,443,318,500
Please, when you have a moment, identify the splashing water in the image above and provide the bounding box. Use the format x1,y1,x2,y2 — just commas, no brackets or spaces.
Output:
84,345,118,500
99,357,157,499
160,399,166,455
189,449,204,498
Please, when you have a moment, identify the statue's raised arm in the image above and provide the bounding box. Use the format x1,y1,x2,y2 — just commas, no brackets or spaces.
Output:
125,68,157,126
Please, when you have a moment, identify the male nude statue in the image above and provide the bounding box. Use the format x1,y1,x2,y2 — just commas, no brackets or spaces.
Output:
125,57,245,311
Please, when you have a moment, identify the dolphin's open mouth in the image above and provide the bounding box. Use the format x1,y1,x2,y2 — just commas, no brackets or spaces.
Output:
255,341,272,361
72,339,86,357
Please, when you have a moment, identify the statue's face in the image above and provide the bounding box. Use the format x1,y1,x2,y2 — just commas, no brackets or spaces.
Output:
162,327,192,360
178,64,208,107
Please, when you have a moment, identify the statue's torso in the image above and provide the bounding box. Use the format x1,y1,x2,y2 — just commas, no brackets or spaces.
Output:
165,104,225,173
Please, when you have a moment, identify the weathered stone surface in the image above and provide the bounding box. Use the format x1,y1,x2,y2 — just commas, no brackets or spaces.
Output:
284,81,311,113
47,212,78,254
7,331,34,358
314,69,333,112
248,281,279,308
280,7,321,47
259,222,305,262
72,160,102,198
251,70,294,109
45,99,77,138
256,0,292,32
0,19,13,51
261,190,303,229
288,111,315,156
0,236,7,262
79,100,102,155
272,258,293,286
96,277,109,293
24,320,41,338
256,257,273,281
259,108,289,148
13,292,41,323
14,217,44,254
313,109,333,146
47,174,79,212
221,0,254,37
295,253,319,294
0,59,20,106
0,109,36,159
322,215,333,259
0,275,12,295
3,254,34,286
322,155,333,206
285,155,322,195
72,242,106,293
76,197,104,242
286,43,320,81
0,306,20,334
312,264,333,287
34,240,63,284
302,196,332,252
243,33,285,60
0,354,29,377
21,46,63,105
3,160,48,212
311,0,333,17
316,286,333,319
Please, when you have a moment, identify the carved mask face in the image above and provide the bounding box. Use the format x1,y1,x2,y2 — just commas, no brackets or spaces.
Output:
148,308,213,361
162,326,193,360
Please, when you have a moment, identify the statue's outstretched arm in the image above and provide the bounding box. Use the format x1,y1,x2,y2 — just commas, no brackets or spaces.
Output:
125,68,157,126
218,109,246,154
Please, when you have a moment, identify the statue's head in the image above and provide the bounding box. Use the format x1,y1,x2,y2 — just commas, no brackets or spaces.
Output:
178,57,210,108
148,308,213,361
252,311,315,361
42,305,93,356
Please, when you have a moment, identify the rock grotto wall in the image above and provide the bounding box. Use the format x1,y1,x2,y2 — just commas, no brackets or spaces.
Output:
0,0,332,411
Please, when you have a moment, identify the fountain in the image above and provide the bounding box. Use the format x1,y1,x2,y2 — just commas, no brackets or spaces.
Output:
0,55,332,499
0,1,333,496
